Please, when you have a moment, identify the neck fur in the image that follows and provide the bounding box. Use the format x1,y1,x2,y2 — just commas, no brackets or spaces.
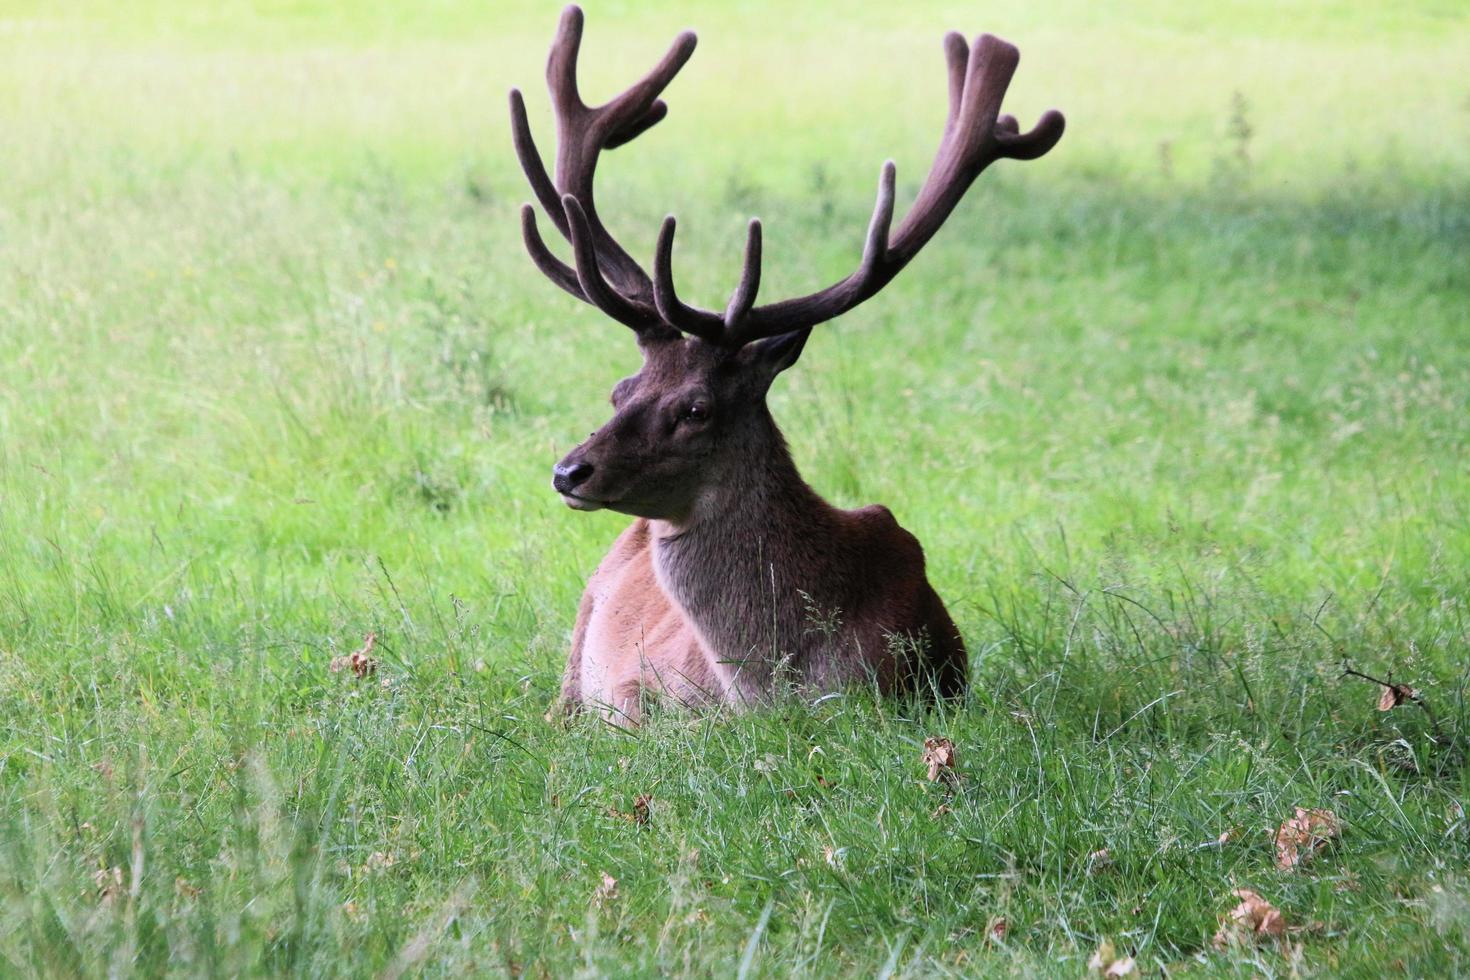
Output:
649,410,842,699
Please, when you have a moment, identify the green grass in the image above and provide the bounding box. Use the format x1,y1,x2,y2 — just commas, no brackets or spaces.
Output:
2,0,1470,974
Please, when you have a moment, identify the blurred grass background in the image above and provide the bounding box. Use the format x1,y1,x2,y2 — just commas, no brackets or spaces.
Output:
1,1,1469,975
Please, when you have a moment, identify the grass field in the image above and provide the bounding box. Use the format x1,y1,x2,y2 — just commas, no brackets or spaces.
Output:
2,0,1469,975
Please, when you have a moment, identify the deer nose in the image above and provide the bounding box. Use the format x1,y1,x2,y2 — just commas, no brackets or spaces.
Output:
552,460,595,494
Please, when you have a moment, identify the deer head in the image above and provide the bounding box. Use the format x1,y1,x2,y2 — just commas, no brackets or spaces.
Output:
511,6,1064,521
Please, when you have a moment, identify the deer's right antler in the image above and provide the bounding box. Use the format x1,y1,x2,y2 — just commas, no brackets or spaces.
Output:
511,6,1065,348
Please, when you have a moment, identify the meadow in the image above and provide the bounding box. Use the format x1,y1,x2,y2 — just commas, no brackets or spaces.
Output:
1,0,1469,974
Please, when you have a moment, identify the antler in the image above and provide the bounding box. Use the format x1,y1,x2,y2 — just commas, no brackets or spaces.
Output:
511,6,1065,347
510,5,695,339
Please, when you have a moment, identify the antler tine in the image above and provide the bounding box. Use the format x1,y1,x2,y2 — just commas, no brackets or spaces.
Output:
510,89,570,238
859,161,897,279
995,108,1066,160
942,32,968,134
599,31,698,136
652,217,725,342
520,204,585,300
723,219,763,333
953,34,1016,147
606,100,669,149
562,196,664,332
546,5,587,117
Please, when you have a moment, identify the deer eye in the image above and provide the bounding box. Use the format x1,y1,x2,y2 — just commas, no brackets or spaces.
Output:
680,402,710,423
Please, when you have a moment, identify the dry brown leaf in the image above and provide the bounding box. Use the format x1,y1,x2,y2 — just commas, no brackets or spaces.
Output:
922,736,958,784
330,632,379,679
1213,888,1287,948
1274,807,1341,870
1195,826,1238,849
94,865,124,906
1087,938,1137,976
593,872,619,907
607,793,654,825
1377,683,1419,711
363,850,396,873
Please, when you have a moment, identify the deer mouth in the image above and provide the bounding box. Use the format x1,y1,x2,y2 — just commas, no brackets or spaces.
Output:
560,492,607,512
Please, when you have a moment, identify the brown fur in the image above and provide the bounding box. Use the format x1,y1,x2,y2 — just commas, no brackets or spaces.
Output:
512,8,1064,724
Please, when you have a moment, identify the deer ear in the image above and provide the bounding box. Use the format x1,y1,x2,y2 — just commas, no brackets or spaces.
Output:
747,327,812,379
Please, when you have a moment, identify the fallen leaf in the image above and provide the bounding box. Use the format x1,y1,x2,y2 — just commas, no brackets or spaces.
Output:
1213,888,1287,948
94,865,124,906
1197,826,1239,850
330,632,379,679
363,850,396,873
1088,938,1136,976
1377,683,1419,711
593,872,619,907
1274,807,1341,870
607,793,654,825
922,736,958,784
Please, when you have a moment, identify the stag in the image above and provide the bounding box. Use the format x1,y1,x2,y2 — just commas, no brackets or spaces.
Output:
511,6,1063,724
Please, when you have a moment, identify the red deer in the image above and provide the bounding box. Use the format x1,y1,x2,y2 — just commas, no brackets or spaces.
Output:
510,6,1064,724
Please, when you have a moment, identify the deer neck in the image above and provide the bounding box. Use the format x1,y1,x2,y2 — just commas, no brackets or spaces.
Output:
649,412,842,693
